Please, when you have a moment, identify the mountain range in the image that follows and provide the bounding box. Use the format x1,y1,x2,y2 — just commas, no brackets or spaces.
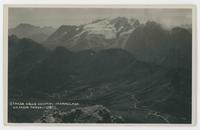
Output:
43,17,191,68
8,36,191,123
8,17,192,123
44,17,140,51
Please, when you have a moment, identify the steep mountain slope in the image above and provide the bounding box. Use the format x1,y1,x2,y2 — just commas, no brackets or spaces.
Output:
8,35,50,97
44,17,140,51
9,23,56,43
125,21,192,69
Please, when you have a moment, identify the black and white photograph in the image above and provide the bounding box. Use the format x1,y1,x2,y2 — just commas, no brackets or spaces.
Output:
4,5,195,124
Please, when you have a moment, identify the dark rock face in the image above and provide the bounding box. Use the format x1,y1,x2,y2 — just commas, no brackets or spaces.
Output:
35,105,124,123
44,25,82,49
125,22,192,69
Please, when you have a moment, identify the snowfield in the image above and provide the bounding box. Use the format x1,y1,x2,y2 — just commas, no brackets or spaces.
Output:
84,19,117,39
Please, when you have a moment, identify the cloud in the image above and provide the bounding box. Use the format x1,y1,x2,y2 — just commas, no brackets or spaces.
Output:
9,8,192,28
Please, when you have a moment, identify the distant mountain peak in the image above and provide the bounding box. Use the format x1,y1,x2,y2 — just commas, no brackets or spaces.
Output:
9,23,56,43
17,23,39,28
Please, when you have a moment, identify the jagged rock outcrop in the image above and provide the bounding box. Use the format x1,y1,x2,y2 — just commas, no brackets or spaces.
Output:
35,105,124,123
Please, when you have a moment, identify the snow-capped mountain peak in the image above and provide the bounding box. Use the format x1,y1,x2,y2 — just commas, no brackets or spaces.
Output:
82,17,140,40
44,17,140,51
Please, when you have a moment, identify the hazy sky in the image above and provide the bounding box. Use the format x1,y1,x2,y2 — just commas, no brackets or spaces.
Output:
9,8,192,29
